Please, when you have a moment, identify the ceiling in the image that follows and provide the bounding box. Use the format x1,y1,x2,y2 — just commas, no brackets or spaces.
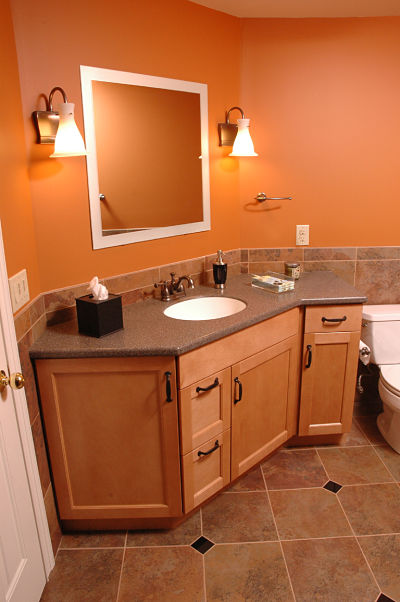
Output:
188,0,400,18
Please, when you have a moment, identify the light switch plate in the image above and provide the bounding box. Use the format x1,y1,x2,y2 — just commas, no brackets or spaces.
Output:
296,225,309,246
9,269,30,312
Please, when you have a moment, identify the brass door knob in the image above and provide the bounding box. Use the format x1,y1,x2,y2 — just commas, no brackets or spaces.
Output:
10,373,25,390
0,370,25,391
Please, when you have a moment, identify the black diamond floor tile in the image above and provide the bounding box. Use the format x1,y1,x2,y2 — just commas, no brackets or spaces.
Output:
191,536,214,554
323,480,343,494
377,594,396,602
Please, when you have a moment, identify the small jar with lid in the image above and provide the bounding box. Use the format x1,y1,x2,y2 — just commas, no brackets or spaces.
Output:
284,262,301,279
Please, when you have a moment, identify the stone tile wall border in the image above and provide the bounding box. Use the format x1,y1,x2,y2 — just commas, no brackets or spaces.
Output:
13,245,400,553
243,247,400,304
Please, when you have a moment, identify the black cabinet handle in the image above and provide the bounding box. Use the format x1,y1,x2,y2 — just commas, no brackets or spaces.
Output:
234,376,243,404
196,377,219,394
322,316,347,324
306,344,312,368
198,440,219,457
165,371,173,402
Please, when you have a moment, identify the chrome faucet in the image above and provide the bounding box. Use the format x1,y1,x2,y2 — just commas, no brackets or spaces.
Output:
154,272,195,301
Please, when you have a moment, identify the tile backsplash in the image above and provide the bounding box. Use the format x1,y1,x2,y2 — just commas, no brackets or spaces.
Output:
242,247,400,304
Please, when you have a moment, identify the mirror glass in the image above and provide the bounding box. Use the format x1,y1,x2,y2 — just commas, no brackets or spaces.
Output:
80,66,210,249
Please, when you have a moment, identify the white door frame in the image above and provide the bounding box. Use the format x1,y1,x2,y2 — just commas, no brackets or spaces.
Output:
0,222,54,578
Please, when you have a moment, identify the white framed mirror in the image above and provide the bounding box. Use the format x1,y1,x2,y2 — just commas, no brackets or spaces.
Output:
80,65,211,250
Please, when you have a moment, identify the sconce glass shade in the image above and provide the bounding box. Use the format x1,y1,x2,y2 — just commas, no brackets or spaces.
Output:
50,103,87,158
229,118,258,157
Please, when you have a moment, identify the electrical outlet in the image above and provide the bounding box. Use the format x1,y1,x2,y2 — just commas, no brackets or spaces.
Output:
9,269,30,312
296,225,309,246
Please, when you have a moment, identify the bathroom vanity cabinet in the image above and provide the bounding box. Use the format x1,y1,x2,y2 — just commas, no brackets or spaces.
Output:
34,298,363,528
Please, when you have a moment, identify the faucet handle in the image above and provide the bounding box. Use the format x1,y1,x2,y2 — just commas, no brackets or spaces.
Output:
154,280,172,301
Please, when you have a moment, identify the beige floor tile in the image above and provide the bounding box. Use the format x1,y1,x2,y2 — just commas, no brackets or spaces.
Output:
205,542,294,601
228,465,266,492
261,449,327,490
317,446,394,485
374,444,400,481
118,547,204,601
269,488,352,540
60,530,126,549
126,510,201,547
202,492,277,543
338,420,370,446
355,415,385,444
339,483,400,535
40,549,123,601
282,537,379,602
358,534,400,601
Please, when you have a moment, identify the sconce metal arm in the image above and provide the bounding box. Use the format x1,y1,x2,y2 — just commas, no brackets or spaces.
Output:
219,106,246,146
226,106,245,123
32,86,69,144
48,87,68,111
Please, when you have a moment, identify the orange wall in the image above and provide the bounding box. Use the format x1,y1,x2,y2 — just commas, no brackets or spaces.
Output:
239,17,400,247
0,0,40,299
10,0,241,291
8,6,400,296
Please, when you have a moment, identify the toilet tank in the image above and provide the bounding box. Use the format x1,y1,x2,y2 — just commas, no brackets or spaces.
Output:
362,305,400,364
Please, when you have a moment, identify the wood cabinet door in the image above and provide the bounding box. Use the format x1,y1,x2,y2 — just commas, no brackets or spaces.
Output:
298,331,360,436
35,356,182,520
231,334,299,480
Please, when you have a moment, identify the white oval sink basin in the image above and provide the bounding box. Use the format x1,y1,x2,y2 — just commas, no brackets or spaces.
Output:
163,296,247,321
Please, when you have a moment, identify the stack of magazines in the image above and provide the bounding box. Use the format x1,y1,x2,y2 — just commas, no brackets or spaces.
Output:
251,272,295,293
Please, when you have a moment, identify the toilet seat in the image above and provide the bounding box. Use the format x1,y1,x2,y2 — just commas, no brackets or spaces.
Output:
380,365,400,397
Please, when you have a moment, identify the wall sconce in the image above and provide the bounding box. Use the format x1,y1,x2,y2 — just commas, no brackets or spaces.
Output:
32,87,87,158
218,106,258,157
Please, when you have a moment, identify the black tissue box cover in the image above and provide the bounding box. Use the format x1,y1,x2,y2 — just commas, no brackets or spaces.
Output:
76,294,123,338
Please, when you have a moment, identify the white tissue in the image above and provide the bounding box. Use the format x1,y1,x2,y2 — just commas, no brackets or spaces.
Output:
359,340,371,365
88,276,108,301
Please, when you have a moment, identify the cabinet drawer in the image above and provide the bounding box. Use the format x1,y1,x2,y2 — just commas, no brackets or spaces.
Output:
305,304,362,333
179,368,231,455
181,430,231,513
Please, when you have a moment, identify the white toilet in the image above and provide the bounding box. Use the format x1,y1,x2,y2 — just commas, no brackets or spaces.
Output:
361,304,400,453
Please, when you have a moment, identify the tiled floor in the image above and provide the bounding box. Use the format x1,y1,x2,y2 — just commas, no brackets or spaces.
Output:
41,397,400,601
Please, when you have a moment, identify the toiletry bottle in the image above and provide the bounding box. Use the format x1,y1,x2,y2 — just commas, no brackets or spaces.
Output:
213,250,227,289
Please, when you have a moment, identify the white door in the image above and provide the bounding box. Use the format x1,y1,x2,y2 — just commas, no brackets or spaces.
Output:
0,236,46,600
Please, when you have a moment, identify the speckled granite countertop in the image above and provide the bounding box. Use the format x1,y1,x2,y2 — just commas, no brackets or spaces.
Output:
30,272,366,359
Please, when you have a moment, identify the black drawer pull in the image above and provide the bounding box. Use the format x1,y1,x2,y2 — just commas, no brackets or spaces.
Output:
196,377,219,394
165,371,173,402
322,316,347,324
198,440,219,457
306,344,312,368
234,376,243,404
